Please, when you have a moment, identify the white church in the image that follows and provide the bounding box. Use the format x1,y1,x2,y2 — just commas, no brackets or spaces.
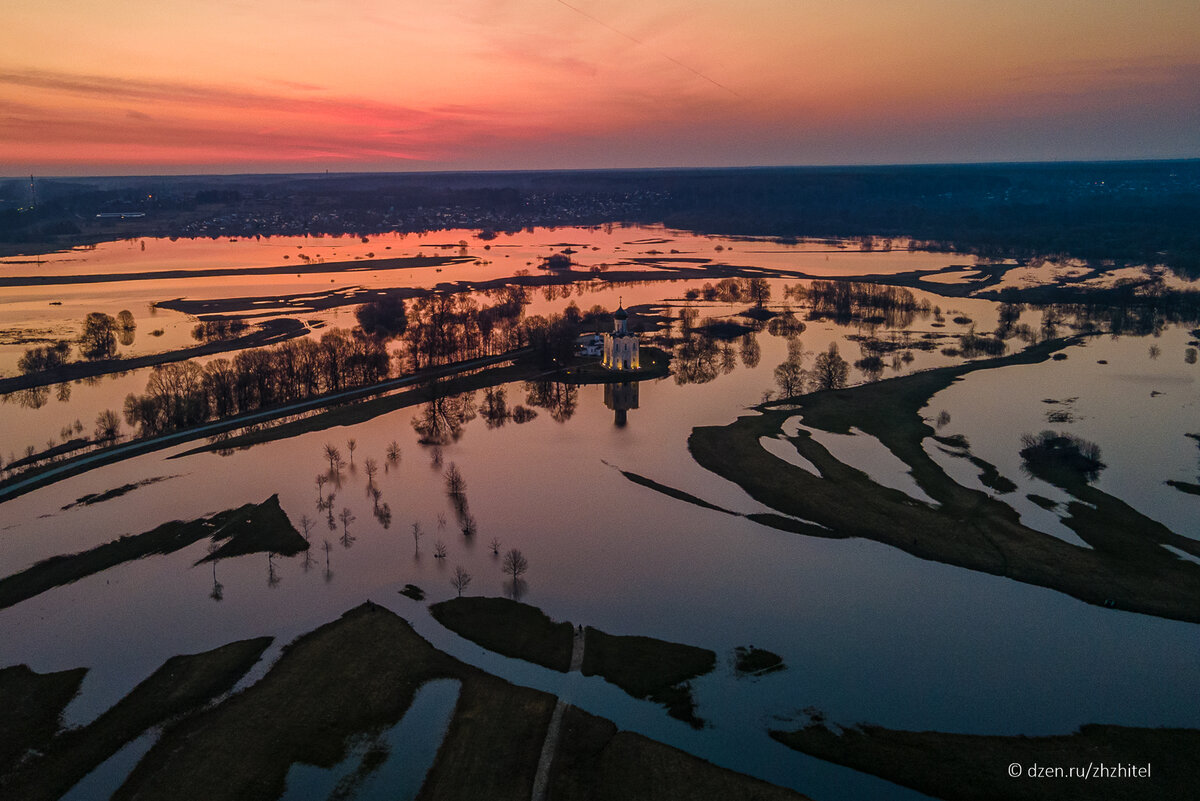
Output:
602,303,640,370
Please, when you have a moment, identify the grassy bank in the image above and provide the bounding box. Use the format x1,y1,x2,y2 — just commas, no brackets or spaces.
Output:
771,722,1197,801
429,596,717,727
551,706,811,801
1,638,271,801
688,338,1200,624
0,665,87,772
582,627,715,729
734,646,785,677
93,603,797,801
0,496,305,611
430,597,574,672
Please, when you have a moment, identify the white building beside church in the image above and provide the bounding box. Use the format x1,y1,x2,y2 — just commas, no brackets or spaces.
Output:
602,304,640,370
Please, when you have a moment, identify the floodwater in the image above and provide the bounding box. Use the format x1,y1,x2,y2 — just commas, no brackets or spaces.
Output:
1,226,1198,801
279,679,460,801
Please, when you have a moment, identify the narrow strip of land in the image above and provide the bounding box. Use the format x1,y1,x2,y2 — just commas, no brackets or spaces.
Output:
0,349,529,504
0,254,471,287
0,318,306,393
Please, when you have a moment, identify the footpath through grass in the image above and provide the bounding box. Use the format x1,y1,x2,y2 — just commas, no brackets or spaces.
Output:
430,597,716,727
2,603,810,801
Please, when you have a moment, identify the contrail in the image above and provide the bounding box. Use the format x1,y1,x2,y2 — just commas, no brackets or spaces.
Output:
551,0,743,98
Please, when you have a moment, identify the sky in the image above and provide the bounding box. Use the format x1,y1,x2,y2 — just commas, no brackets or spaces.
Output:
2,0,1199,175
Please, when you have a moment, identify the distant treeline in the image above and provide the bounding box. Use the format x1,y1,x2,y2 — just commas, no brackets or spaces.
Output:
4,161,1199,277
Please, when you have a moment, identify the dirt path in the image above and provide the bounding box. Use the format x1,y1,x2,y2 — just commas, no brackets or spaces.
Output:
530,626,586,801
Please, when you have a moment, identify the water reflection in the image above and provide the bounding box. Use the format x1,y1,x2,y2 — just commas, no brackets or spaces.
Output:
479,386,510,428
603,381,639,428
524,380,577,422
411,385,477,445
208,543,224,602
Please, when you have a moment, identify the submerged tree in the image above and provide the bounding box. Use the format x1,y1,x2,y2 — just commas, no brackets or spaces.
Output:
411,521,424,555
810,343,849,391
451,565,472,597
489,537,501,555
444,463,465,497
356,294,408,339
79,312,117,360
207,541,223,602
323,443,342,473
502,548,528,582
339,507,356,547
18,340,71,374
364,457,379,489
1019,431,1106,486
94,409,122,442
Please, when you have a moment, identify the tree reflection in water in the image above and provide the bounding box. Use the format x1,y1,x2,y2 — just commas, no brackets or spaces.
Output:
524,380,577,423
411,384,477,445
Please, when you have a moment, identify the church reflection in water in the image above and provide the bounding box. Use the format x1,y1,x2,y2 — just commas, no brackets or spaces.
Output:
603,381,639,427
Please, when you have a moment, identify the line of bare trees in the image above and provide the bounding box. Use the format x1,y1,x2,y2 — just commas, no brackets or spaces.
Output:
121,328,389,436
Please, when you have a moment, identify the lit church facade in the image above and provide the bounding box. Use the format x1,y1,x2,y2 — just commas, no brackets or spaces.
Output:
602,304,639,370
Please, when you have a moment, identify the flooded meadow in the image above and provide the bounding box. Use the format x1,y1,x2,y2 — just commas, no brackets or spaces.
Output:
1,225,1197,801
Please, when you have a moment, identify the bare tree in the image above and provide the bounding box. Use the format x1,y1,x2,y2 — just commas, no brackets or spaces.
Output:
444,462,465,496
323,443,341,472
461,514,477,537
315,474,327,501
451,565,472,597
434,540,448,559
299,513,314,542
94,409,122,442
502,548,528,581
208,541,223,601
386,440,402,464
347,438,357,463
364,457,379,487
411,521,424,555
339,507,356,547
489,537,501,554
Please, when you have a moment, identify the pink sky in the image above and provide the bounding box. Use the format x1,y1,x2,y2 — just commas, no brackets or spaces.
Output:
2,0,1198,175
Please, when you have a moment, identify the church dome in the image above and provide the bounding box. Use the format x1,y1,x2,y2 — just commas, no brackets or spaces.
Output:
614,305,628,320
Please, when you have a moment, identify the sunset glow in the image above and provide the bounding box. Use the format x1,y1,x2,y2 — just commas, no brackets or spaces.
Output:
3,0,1198,174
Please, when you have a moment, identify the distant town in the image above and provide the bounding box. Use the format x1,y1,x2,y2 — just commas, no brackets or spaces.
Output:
4,162,1200,278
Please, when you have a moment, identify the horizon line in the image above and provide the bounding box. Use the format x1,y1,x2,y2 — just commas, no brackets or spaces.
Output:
6,155,1200,183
